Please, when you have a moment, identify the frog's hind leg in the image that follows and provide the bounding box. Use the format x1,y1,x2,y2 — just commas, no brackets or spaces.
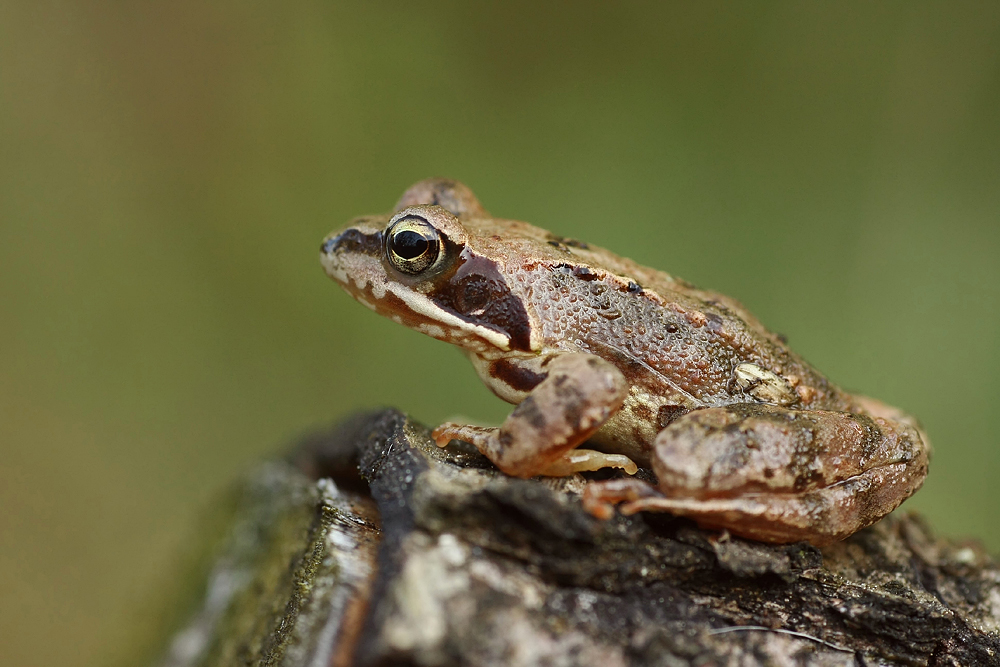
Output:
584,474,913,545
584,404,929,545
433,353,630,478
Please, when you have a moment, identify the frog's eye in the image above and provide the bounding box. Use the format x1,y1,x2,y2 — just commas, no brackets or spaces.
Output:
386,215,443,275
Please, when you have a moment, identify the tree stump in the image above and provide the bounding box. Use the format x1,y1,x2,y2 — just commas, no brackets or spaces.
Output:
158,410,1000,666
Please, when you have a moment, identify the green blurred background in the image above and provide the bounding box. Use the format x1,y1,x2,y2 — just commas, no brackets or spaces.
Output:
2,2,999,665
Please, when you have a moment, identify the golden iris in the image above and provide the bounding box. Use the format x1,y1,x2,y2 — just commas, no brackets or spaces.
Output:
386,216,441,274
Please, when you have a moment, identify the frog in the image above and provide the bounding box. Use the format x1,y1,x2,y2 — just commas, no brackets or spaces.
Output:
320,178,929,545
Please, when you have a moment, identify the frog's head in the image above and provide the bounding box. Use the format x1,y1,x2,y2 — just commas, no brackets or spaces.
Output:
321,179,539,355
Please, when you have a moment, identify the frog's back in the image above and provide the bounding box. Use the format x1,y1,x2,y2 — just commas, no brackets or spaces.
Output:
466,219,846,412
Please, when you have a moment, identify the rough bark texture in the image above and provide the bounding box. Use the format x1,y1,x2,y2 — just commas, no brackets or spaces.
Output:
159,410,1000,667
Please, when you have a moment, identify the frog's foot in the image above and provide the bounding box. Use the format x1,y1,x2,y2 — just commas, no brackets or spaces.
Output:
434,353,629,478
434,425,638,477
582,478,813,541
538,449,638,477
581,478,663,520
433,422,495,450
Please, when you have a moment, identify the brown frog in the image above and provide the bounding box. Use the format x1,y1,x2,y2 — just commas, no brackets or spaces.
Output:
321,178,929,545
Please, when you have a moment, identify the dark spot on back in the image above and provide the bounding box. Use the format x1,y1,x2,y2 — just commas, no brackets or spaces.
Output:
572,266,598,281
546,234,590,250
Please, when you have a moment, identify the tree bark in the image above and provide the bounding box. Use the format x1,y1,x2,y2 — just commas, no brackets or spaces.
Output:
159,410,1000,667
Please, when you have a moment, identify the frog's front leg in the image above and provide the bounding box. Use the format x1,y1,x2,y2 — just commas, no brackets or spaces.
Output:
433,353,634,478
583,404,929,545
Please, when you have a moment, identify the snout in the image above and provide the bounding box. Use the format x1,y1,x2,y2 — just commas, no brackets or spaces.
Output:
320,228,382,258
320,219,386,284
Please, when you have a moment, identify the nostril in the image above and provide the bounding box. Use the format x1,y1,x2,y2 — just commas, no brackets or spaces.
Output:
322,229,383,257
321,235,340,254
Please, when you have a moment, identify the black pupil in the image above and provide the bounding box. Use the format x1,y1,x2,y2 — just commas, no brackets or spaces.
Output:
392,229,430,259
